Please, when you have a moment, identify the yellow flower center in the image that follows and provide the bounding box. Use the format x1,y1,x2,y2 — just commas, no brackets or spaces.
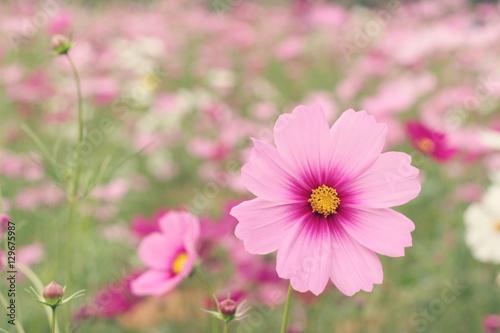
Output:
495,221,500,232
172,252,188,275
416,138,435,153
308,185,340,218
142,74,159,91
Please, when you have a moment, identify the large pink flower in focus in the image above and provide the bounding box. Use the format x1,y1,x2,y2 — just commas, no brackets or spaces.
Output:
231,105,421,296
131,211,200,296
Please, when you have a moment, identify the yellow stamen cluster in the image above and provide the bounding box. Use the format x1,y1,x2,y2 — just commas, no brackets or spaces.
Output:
308,185,341,218
417,138,435,153
172,252,188,275
495,221,500,232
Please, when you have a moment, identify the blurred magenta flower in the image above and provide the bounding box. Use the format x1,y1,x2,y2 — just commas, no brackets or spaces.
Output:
406,121,457,161
131,208,168,238
131,211,200,296
484,315,500,333
231,105,421,296
74,272,142,321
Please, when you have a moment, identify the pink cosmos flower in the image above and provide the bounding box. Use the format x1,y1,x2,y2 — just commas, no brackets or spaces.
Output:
406,121,457,162
231,105,421,296
131,211,200,296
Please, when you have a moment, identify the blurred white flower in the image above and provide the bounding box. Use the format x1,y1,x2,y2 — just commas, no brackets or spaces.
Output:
464,183,500,264
480,130,500,150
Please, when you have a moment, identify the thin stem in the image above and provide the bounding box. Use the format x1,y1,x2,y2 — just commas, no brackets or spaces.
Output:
194,267,217,333
222,321,228,333
63,52,84,330
51,308,56,333
65,53,84,199
280,283,294,333
66,53,83,285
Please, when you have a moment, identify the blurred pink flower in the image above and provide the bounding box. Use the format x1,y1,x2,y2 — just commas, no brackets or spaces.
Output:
18,243,45,267
131,211,200,296
0,214,10,229
231,105,421,296
200,201,239,242
91,179,129,202
484,315,500,333
14,183,64,211
406,121,457,162
131,209,168,237
74,272,143,321
48,12,72,35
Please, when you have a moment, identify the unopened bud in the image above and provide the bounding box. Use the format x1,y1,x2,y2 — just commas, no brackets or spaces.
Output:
219,299,237,316
43,281,64,305
51,35,72,55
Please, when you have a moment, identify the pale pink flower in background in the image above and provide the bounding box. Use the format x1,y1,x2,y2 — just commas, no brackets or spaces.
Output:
91,204,119,222
231,105,421,296
131,211,200,296
362,74,436,116
302,92,338,122
48,12,73,35
91,179,130,202
18,243,45,267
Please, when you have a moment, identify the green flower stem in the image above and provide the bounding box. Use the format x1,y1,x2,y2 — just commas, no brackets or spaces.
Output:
51,308,57,333
63,52,84,329
64,52,84,281
194,267,218,333
222,321,228,333
280,283,294,333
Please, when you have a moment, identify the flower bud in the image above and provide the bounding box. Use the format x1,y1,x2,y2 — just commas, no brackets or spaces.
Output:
51,34,72,55
43,281,64,305
219,299,237,316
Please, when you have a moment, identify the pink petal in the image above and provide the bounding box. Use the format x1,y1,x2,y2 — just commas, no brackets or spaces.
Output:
276,219,332,296
159,211,200,242
330,227,383,296
273,105,332,187
242,139,305,202
329,109,387,183
232,199,300,254
339,207,415,257
138,233,180,270
343,152,421,208
130,270,182,296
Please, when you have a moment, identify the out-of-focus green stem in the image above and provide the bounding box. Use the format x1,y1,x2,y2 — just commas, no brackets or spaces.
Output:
65,53,84,280
63,52,84,328
280,283,294,333
194,267,218,333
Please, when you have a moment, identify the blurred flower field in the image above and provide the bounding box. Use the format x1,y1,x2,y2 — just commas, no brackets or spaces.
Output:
1,0,500,332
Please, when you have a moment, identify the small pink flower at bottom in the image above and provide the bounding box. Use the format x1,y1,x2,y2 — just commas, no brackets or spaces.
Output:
405,121,457,161
231,105,421,296
131,211,200,296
